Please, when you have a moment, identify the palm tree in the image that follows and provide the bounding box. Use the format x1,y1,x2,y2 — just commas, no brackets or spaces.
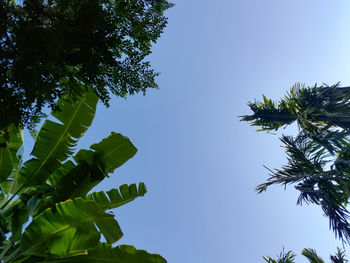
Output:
241,83,350,133
330,248,348,263
263,248,348,263
263,248,296,263
242,83,350,243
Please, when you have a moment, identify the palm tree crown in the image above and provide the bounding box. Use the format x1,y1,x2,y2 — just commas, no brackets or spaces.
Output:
243,83,350,243
263,247,348,263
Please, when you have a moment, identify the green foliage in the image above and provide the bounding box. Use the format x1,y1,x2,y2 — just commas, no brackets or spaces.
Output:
16,91,98,190
330,248,348,263
20,198,123,257
241,83,350,133
263,248,296,263
37,243,167,263
0,126,23,182
0,0,174,129
302,248,325,263
243,84,350,243
0,94,165,263
263,248,348,263
86,183,147,210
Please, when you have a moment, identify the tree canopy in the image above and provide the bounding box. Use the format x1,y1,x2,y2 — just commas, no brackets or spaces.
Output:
0,0,173,129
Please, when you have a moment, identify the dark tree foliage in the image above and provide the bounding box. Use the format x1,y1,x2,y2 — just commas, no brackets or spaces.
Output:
0,0,173,129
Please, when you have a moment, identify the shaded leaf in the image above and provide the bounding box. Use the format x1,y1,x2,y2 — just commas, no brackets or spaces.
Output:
42,243,166,263
88,132,137,174
0,126,23,182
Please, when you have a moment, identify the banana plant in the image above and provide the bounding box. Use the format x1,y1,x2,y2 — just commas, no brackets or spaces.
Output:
0,91,166,263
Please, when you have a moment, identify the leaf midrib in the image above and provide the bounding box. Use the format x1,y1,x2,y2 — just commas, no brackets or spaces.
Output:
14,207,113,261
25,97,87,186
99,197,136,210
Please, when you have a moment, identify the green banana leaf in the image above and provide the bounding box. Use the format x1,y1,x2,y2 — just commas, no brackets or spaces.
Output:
0,126,23,182
9,201,29,242
86,183,147,210
17,198,122,258
88,132,137,174
47,132,137,188
16,91,98,190
52,160,103,203
34,243,166,263
45,161,76,187
47,133,137,203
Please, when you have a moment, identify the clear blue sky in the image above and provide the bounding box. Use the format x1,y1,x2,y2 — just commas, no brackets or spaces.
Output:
23,0,350,262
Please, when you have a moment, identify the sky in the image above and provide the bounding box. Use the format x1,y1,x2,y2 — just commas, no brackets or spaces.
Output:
22,0,350,262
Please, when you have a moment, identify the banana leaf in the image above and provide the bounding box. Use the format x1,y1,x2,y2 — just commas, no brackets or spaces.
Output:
0,126,23,182
30,243,166,263
87,183,147,210
85,132,138,174
17,198,122,258
16,91,98,190
47,133,137,203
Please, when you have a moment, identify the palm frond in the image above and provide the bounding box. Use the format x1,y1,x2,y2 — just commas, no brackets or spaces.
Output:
302,248,325,263
242,83,350,133
256,134,327,193
330,248,348,263
257,133,350,243
263,248,296,263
